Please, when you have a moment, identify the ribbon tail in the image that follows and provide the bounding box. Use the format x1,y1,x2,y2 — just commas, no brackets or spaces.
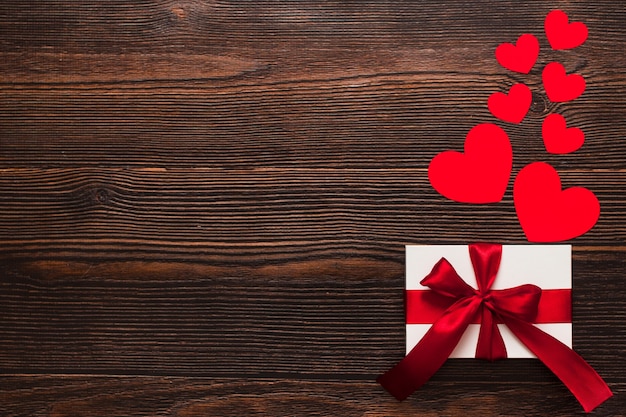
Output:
503,316,612,413
377,297,481,400
475,308,507,361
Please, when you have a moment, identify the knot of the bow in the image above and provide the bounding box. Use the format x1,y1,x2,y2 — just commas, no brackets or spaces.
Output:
420,243,542,360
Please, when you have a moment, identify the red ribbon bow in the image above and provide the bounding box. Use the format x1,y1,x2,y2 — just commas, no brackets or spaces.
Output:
377,243,612,413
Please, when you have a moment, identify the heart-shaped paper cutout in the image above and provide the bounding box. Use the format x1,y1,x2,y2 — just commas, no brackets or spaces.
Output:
542,62,585,102
545,9,588,50
514,162,600,242
542,114,585,154
428,123,512,203
488,83,532,124
495,34,539,74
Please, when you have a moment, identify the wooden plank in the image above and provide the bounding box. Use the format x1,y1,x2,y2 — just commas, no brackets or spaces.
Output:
0,249,623,377
1,1,623,55
1,79,625,169
0,377,623,416
0,168,625,261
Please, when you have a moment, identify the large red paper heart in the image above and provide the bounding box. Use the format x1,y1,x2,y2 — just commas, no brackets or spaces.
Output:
542,62,585,102
545,9,588,50
495,34,539,74
542,114,585,154
428,123,512,203
488,83,532,123
514,162,600,242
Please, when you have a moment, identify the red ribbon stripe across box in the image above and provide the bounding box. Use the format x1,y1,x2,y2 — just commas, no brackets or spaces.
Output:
377,243,612,413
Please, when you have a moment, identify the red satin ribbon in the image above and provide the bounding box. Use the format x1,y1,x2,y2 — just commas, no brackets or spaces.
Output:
406,288,572,323
377,243,612,413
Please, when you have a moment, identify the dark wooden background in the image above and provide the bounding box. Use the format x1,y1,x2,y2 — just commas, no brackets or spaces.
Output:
1,1,625,415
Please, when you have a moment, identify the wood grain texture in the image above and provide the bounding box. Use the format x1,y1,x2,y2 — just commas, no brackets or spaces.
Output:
1,168,625,255
1,0,625,415
1,251,624,377
3,377,624,417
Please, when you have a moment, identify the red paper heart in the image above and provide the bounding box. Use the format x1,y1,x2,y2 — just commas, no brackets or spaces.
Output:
488,83,532,124
495,34,539,74
542,114,585,154
545,9,588,50
428,123,512,203
542,62,585,102
514,162,600,242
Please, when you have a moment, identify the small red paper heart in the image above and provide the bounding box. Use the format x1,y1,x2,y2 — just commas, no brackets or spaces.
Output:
542,62,585,102
488,83,532,124
495,34,539,74
514,162,600,242
428,123,512,203
545,9,588,50
542,114,585,154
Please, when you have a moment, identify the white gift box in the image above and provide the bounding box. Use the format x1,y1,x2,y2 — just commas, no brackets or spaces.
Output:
405,245,572,358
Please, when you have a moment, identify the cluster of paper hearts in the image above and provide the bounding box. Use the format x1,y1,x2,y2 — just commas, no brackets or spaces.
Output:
428,10,599,242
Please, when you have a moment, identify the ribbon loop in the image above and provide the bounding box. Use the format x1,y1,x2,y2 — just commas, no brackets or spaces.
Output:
420,258,475,299
489,284,541,322
378,243,612,413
